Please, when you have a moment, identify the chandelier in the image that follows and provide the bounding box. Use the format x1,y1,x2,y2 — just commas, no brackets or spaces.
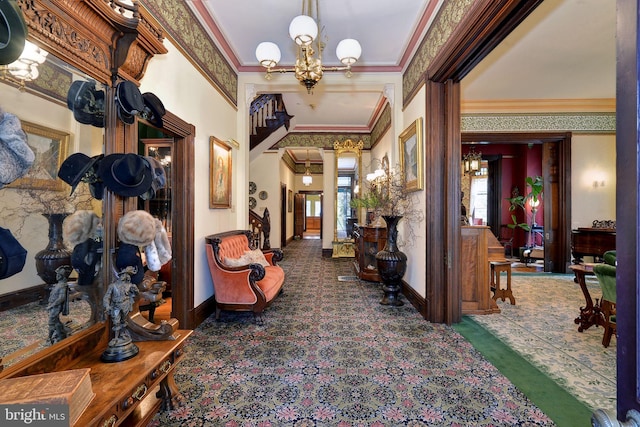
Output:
302,150,313,186
0,41,48,90
255,0,362,94
462,147,482,175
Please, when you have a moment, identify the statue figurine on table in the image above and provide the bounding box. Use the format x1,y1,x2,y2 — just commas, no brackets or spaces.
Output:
101,266,140,362
47,265,73,344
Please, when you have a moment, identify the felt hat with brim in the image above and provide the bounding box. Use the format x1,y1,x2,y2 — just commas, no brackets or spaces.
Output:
115,243,144,285
0,108,34,188
66,80,105,128
71,238,102,286
0,225,27,280
115,81,144,125
58,152,103,195
140,156,166,201
141,92,166,128
0,0,27,66
98,153,153,197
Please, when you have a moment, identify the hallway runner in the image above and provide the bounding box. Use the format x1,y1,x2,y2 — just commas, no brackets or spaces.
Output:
454,316,592,426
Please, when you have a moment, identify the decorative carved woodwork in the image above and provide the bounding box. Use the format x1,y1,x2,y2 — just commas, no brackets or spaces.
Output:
353,225,387,282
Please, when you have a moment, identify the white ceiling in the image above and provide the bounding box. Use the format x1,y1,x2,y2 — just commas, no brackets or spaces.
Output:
189,0,615,161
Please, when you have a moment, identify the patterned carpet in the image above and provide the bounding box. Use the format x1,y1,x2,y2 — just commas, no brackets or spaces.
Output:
149,239,554,426
470,273,616,413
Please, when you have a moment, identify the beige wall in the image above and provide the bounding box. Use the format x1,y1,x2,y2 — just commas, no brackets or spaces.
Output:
141,40,239,306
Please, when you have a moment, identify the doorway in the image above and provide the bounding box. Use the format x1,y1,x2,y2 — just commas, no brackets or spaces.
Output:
462,132,571,273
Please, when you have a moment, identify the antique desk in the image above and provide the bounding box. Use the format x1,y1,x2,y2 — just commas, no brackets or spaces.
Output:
569,264,605,332
72,330,192,426
571,227,616,264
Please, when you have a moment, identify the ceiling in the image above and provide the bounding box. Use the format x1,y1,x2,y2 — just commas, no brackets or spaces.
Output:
188,0,615,163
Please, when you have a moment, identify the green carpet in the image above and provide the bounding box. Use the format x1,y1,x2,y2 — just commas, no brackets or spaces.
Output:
453,316,593,427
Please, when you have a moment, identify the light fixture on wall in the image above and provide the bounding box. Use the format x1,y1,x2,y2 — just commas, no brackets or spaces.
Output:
302,150,313,186
530,197,540,227
0,41,48,90
463,146,482,175
255,0,362,94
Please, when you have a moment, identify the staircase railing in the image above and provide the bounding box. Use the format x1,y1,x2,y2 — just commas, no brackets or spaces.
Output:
249,207,271,250
250,94,293,149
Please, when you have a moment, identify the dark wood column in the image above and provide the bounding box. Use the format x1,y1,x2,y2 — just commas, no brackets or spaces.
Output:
424,79,461,324
615,0,639,417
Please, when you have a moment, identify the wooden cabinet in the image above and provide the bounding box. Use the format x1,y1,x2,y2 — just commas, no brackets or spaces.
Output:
353,224,387,282
461,226,502,315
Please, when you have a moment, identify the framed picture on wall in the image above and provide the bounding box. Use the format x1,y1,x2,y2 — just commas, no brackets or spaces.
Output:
210,137,232,208
8,121,69,191
399,117,424,192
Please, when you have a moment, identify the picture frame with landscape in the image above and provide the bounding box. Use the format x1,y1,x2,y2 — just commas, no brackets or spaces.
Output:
399,117,423,192
8,121,69,191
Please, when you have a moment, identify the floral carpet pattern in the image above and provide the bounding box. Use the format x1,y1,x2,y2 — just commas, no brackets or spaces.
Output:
150,239,553,426
470,273,617,413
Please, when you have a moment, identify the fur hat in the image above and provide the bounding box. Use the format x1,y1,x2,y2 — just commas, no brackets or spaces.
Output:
154,219,172,265
0,108,34,188
63,210,101,248
117,210,156,246
144,219,172,271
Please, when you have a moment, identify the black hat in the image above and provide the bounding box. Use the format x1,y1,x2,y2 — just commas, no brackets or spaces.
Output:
98,153,153,197
140,156,167,201
115,243,144,285
141,92,166,128
66,80,105,128
115,81,144,125
0,0,27,66
0,225,27,280
71,238,102,286
57,152,103,196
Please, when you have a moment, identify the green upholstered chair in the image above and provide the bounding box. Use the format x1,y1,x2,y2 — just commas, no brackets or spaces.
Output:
593,250,616,347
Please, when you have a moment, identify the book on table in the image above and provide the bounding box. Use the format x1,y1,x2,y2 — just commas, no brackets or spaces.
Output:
0,368,95,426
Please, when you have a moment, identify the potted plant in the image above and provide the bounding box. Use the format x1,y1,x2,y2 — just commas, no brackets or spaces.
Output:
351,159,424,306
506,175,543,247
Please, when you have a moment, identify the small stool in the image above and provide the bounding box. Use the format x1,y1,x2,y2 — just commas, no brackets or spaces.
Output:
490,260,515,305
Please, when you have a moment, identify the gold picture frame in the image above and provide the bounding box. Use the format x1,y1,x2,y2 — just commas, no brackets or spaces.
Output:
399,117,423,192
8,121,70,191
210,136,232,208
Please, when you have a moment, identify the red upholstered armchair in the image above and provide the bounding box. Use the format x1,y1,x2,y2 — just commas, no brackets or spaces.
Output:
205,230,284,322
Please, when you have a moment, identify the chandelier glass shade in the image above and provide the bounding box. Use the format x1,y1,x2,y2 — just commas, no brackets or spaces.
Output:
1,41,48,88
255,0,362,93
302,150,313,186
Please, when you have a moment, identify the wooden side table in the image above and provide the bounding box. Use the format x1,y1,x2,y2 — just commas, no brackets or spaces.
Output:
569,264,605,332
490,261,515,305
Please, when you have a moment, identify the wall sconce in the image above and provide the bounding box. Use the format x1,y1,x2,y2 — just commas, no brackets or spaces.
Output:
593,180,605,188
0,41,48,90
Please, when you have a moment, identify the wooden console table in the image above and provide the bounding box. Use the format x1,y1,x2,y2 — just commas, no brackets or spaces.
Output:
353,224,387,282
75,330,192,426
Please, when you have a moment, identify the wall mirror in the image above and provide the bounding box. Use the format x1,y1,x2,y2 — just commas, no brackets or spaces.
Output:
0,55,105,368
334,139,363,242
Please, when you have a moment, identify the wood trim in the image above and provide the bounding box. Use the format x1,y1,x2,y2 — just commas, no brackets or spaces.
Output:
401,280,426,317
429,0,544,82
0,285,47,312
615,0,638,414
193,295,217,327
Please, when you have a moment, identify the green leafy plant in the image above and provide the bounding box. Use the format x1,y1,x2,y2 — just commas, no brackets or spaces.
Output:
506,176,543,232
